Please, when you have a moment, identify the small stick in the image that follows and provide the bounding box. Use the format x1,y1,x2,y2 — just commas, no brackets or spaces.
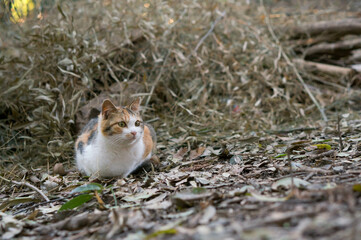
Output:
274,164,332,174
266,126,319,134
293,59,353,77
0,176,54,207
13,197,66,215
190,11,226,57
144,52,169,108
287,150,294,193
290,18,361,38
304,172,315,181
337,114,344,150
309,150,335,161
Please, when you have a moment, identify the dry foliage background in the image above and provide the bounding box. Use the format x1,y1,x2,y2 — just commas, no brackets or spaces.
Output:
1,0,361,239
2,0,355,165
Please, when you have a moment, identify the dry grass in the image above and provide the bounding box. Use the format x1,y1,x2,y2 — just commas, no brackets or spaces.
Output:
0,0,359,167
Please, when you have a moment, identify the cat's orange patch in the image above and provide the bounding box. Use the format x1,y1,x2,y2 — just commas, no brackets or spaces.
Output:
76,122,98,149
142,125,153,159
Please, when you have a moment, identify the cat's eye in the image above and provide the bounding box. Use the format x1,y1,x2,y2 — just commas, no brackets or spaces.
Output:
135,120,141,127
118,121,127,127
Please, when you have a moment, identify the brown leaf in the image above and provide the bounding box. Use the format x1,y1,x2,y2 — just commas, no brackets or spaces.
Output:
189,146,206,160
172,147,189,163
53,163,66,176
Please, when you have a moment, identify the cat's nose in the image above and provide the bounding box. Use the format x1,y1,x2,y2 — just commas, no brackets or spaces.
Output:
130,131,137,136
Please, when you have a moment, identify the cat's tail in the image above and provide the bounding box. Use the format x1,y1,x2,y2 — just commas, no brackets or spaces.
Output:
145,123,157,153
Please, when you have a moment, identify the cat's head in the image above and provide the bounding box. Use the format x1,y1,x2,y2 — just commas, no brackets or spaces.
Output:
100,98,144,144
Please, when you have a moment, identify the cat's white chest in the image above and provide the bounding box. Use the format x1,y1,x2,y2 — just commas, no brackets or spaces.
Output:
76,134,146,177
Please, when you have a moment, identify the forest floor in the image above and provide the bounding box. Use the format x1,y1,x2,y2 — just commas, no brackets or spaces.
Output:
1,0,361,239
1,119,361,239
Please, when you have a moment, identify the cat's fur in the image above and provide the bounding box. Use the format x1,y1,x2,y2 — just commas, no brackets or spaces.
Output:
75,98,156,178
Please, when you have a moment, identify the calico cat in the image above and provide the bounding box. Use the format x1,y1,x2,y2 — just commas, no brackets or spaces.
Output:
75,98,157,178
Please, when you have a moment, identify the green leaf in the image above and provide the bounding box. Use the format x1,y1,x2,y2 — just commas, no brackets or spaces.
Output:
313,144,332,150
353,183,361,192
71,183,103,194
274,153,287,158
191,187,206,194
146,228,177,239
59,194,93,212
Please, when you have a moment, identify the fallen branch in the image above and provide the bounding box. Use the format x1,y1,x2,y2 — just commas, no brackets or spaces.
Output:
305,38,361,57
337,115,344,151
266,126,320,134
34,212,107,233
289,35,340,47
276,164,332,174
309,150,335,161
242,209,318,230
293,59,354,76
290,18,361,38
348,49,361,64
0,176,53,207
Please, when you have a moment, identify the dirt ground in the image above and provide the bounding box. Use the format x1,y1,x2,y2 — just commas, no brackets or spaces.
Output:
1,120,361,239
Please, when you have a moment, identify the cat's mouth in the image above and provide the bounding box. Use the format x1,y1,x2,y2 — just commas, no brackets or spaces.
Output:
126,134,138,141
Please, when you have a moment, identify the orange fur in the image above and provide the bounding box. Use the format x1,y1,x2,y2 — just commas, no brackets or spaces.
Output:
142,125,153,159
76,122,98,148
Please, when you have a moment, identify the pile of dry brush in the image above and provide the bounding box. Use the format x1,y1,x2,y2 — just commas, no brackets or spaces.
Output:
0,0,360,166
289,18,361,106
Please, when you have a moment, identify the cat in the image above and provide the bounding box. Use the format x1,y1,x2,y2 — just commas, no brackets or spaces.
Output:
75,98,157,178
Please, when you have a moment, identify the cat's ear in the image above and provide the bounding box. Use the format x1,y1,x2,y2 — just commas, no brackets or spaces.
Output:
128,97,141,112
102,99,117,119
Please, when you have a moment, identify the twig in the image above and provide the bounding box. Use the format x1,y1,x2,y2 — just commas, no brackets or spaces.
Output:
266,126,319,134
290,18,361,38
287,149,294,193
190,11,226,57
274,164,332,174
0,176,54,207
0,129,24,149
304,172,315,181
351,151,361,157
304,38,361,57
293,59,353,77
272,172,305,181
309,150,335,161
346,170,361,174
144,52,169,108
260,0,328,122
242,209,318,231
337,115,344,150
13,197,66,215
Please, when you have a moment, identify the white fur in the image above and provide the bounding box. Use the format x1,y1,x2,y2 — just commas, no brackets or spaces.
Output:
76,115,151,178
